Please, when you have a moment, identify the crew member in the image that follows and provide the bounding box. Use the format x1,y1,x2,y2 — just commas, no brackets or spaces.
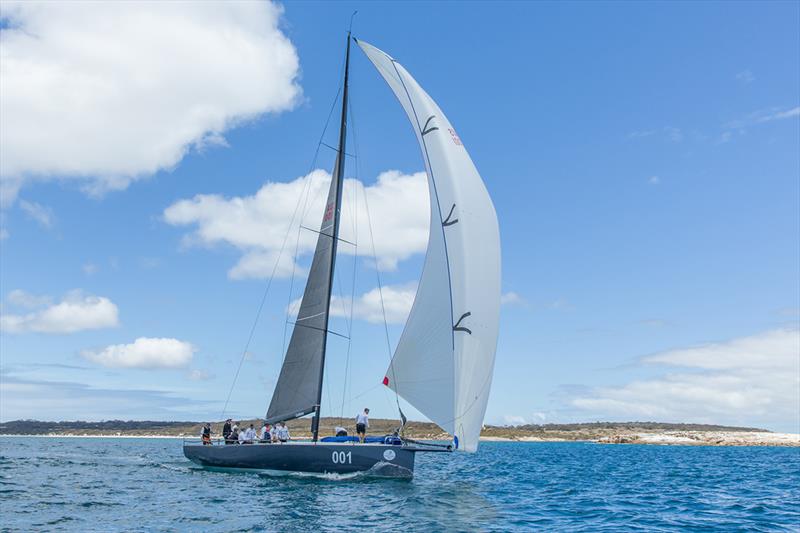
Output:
356,408,369,443
222,418,232,443
277,422,290,443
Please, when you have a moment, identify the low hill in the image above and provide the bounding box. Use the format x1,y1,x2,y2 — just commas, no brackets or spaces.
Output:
0,418,768,440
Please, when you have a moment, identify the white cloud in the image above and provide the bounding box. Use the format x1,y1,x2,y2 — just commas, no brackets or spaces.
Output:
570,329,800,430
550,298,573,310
19,200,54,228
82,263,98,276
723,106,800,136
0,1,300,204
82,337,195,369
188,369,212,381
718,131,733,144
735,69,755,83
290,283,417,325
502,414,527,426
648,176,660,185
6,289,51,309
1,290,119,334
501,291,525,306
643,328,798,370
755,106,800,122
0,372,211,420
164,169,429,278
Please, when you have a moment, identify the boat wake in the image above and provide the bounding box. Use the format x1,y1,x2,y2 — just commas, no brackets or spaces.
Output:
255,461,413,481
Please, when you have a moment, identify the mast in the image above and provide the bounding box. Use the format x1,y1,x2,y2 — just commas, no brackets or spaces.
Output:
310,32,351,442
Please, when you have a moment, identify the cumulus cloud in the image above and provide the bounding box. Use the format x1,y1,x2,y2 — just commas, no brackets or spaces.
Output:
164,169,429,278
290,283,417,325
1,290,119,334
82,337,195,369
570,329,800,430
0,1,300,203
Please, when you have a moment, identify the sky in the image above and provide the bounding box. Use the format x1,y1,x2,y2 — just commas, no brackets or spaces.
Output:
1,1,798,432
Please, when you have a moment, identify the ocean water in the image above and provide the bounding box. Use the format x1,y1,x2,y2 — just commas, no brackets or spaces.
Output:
1,438,798,532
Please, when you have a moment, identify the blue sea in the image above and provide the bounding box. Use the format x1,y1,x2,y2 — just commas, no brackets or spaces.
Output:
1,438,799,532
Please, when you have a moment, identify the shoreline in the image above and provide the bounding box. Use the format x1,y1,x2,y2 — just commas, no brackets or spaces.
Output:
2,431,798,446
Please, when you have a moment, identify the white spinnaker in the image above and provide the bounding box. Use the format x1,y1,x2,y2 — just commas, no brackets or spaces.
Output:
357,40,501,452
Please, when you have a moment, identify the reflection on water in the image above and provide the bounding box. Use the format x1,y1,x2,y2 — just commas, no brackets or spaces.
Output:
1,438,799,532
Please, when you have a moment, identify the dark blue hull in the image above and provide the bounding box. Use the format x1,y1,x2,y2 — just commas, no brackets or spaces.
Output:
183,441,417,477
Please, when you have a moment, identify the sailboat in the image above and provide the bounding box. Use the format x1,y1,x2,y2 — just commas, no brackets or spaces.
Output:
184,32,500,478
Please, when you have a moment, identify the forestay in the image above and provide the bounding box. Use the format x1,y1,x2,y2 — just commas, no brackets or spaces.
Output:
265,152,344,425
356,40,501,452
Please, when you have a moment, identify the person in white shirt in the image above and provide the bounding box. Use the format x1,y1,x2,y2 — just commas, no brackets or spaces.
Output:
270,424,279,443
277,422,290,443
242,424,256,444
356,408,369,443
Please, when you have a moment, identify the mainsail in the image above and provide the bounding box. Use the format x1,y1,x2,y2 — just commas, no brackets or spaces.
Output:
265,36,351,441
357,40,501,453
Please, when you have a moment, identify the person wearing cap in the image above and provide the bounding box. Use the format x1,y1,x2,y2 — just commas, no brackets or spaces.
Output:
201,423,212,445
356,408,369,443
222,418,232,443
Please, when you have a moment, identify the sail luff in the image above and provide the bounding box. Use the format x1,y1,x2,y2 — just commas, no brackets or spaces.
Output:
265,34,351,436
310,33,351,442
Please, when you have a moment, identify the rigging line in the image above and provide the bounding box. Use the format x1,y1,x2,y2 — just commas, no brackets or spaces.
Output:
299,225,357,246
320,141,355,158
299,44,347,224
348,80,404,422
350,382,381,400
340,98,360,424
278,55,348,362
281,209,303,356
360,150,404,417
219,50,342,420
219,169,311,421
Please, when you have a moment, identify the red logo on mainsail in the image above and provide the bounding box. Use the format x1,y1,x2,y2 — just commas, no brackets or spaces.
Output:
382,376,390,386
323,202,334,222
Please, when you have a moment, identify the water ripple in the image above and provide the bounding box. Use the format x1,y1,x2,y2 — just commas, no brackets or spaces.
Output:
0,438,798,532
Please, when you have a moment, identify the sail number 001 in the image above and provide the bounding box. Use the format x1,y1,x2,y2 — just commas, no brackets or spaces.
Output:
331,451,352,464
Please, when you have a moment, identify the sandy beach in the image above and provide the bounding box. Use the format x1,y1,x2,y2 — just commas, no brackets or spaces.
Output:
3,430,797,446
